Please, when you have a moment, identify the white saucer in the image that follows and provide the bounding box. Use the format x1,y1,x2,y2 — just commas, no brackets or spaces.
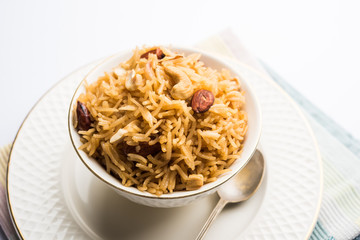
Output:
7,58,322,240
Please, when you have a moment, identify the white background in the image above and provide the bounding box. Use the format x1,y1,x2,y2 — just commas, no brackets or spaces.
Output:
1,0,359,146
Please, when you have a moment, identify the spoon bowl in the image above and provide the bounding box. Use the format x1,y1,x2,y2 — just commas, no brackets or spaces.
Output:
218,150,265,202
196,150,265,240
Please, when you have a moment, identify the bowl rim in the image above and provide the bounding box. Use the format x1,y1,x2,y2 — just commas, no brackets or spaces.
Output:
68,46,262,200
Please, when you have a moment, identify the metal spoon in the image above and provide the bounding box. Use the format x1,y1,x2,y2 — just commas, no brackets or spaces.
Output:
196,150,265,240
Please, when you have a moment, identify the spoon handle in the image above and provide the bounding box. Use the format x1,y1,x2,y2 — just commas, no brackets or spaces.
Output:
195,198,228,240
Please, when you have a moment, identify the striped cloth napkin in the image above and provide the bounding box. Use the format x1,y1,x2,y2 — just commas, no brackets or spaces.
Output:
1,30,360,240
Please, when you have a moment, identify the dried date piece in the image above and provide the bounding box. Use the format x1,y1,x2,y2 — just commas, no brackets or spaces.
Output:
191,89,215,113
140,48,165,60
119,141,161,158
76,101,92,131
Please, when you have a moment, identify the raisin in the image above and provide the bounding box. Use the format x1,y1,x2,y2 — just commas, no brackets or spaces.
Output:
76,101,92,131
119,141,161,157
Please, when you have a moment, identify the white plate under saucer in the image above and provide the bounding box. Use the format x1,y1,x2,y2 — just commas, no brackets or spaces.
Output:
6,57,322,240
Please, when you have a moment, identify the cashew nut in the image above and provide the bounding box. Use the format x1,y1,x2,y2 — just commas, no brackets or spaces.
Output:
113,67,126,78
164,66,193,100
125,70,144,91
125,70,136,91
145,61,156,81
186,174,204,190
110,120,140,143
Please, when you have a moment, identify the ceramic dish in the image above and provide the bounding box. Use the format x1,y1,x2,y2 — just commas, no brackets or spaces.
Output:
6,57,322,240
68,47,262,207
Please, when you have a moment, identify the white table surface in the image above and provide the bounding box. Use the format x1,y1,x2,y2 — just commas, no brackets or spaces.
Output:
1,0,359,147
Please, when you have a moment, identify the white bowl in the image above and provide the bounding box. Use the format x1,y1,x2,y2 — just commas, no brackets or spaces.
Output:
68,47,262,208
